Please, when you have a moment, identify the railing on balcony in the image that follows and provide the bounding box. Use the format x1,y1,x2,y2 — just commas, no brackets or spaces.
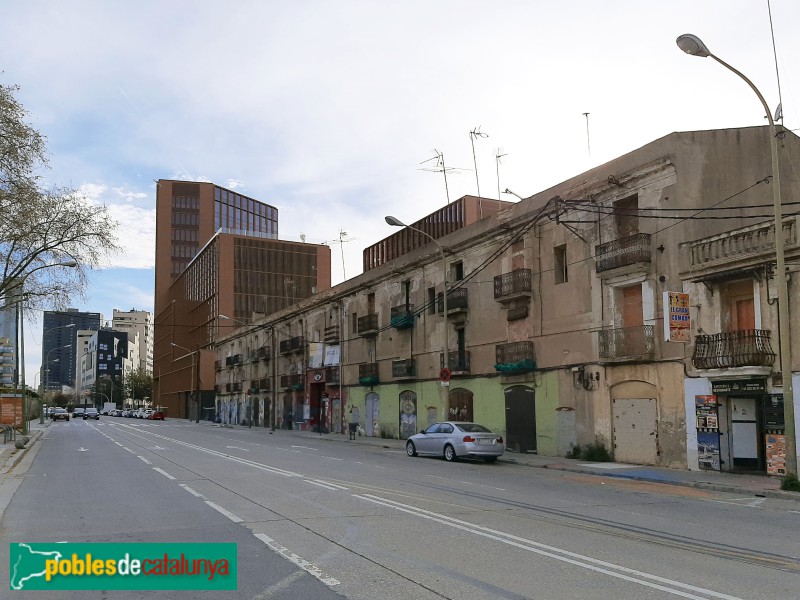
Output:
279,374,304,391
438,287,468,314
390,305,415,329
598,325,655,359
256,346,270,361
392,358,416,379
232,382,242,392
595,233,651,273
692,329,776,370
214,385,221,393
358,362,379,385
215,360,222,371
250,378,271,392
225,354,243,367
440,351,470,373
290,336,305,353
494,269,533,301
326,366,340,384
358,313,379,336
495,341,536,374
279,339,292,354
324,324,340,344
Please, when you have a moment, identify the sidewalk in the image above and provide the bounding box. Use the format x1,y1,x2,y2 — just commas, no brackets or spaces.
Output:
0,419,50,476
257,425,800,502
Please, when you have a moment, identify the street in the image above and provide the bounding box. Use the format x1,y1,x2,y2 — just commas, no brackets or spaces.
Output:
2,419,799,599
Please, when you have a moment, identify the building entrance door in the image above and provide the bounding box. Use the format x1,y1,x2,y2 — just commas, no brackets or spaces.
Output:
612,398,658,465
504,385,536,453
730,397,759,470
365,392,380,437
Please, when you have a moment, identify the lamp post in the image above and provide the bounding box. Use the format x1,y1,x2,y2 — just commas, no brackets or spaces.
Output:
171,342,199,423
220,314,254,428
676,34,796,477
385,215,450,404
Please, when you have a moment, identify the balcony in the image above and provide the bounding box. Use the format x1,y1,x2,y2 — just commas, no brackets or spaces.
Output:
279,339,292,354
392,358,416,380
495,341,536,374
438,287,468,316
249,378,271,393
440,351,470,374
226,354,243,367
215,360,222,371
214,385,221,394
680,216,799,280
279,337,305,355
692,330,776,370
595,233,651,274
324,324,340,344
358,362,379,385
256,346,270,361
390,305,415,330
279,374,304,391
494,269,532,303
326,366,340,384
598,325,655,360
358,313,379,336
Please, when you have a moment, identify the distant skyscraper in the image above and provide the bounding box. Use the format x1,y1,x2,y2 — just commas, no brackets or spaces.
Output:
42,309,102,392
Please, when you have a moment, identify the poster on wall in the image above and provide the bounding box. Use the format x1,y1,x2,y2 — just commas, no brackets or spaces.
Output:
664,291,691,342
695,395,720,471
0,395,22,427
766,434,787,476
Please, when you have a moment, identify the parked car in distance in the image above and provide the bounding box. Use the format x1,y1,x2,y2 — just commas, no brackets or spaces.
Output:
83,408,99,420
47,407,56,417
112,409,124,417
135,408,148,419
51,408,70,421
147,411,165,420
405,422,504,462
73,408,85,419
123,409,135,418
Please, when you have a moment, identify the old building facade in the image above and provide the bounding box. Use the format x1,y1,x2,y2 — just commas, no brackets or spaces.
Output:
214,127,800,473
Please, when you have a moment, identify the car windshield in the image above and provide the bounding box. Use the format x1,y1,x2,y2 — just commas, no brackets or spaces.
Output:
54,408,66,413
456,423,492,433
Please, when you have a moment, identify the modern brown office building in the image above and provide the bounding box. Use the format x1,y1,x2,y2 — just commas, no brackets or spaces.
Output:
153,180,331,419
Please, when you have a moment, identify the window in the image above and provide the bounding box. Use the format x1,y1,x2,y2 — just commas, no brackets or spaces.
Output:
352,311,358,334
453,261,464,282
427,287,436,315
554,245,568,284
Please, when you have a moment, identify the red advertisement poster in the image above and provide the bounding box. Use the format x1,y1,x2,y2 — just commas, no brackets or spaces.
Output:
765,434,786,476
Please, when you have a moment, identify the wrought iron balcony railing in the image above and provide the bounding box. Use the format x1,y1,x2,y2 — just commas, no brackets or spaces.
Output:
392,358,416,379
390,305,415,329
324,324,340,344
279,373,304,391
494,269,532,301
358,313,379,336
279,339,292,354
598,325,655,359
437,287,468,314
440,351,470,373
495,341,536,374
595,233,651,273
256,346,270,361
692,329,776,370
358,362,379,385
326,366,340,384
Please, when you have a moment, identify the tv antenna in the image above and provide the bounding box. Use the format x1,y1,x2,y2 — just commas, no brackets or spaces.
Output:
582,112,591,158
419,150,469,205
322,229,356,280
469,126,489,217
495,147,508,204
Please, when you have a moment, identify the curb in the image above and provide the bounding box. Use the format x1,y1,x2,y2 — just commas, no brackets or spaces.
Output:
0,429,44,475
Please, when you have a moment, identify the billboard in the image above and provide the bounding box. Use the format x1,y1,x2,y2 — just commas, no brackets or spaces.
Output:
663,291,690,342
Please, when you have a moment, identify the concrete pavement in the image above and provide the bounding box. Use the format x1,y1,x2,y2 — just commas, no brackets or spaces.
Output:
4,418,799,501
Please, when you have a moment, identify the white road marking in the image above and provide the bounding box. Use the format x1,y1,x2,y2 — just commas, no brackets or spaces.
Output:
290,445,317,450
179,484,206,499
205,501,242,522
309,479,349,490
226,446,250,451
304,480,341,491
254,533,340,587
153,467,176,480
747,497,767,507
123,447,136,454
114,442,123,446
355,494,745,600
137,456,152,465
77,447,90,452
321,456,343,461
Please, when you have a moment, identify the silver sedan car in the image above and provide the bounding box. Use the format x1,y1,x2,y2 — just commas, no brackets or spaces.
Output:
406,422,504,462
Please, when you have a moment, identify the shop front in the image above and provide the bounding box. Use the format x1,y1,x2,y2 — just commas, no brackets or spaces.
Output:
695,379,785,474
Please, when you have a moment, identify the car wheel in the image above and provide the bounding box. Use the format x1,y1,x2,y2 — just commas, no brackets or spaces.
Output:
443,444,457,462
406,441,418,457
484,456,498,463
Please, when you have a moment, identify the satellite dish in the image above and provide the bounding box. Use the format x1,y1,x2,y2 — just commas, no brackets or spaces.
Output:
774,103,782,122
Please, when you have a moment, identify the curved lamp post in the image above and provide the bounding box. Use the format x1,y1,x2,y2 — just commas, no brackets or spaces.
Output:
385,215,450,375
39,324,75,423
676,34,796,476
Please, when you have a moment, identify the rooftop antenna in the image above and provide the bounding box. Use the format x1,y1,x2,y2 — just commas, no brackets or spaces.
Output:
767,0,784,124
419,149,463,205
469,126,489,217
495,148,508,204
582,112,591,158
322,230,356,281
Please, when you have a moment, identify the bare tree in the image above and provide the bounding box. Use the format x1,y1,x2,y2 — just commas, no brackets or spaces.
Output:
0,82,120,307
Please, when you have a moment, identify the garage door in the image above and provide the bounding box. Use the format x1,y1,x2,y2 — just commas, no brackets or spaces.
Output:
612,398,658,465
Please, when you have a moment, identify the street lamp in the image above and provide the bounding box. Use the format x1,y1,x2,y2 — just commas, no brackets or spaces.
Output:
385,215,450,374
171,342,199,423
676,34,796,477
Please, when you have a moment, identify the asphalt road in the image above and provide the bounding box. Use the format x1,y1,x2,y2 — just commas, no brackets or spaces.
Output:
2,419,799,599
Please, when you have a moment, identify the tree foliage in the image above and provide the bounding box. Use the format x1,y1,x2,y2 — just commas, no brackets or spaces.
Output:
0,83,120,307
124,368,153,404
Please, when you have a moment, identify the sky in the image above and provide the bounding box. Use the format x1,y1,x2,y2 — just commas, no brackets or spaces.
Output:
2,0,799,385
